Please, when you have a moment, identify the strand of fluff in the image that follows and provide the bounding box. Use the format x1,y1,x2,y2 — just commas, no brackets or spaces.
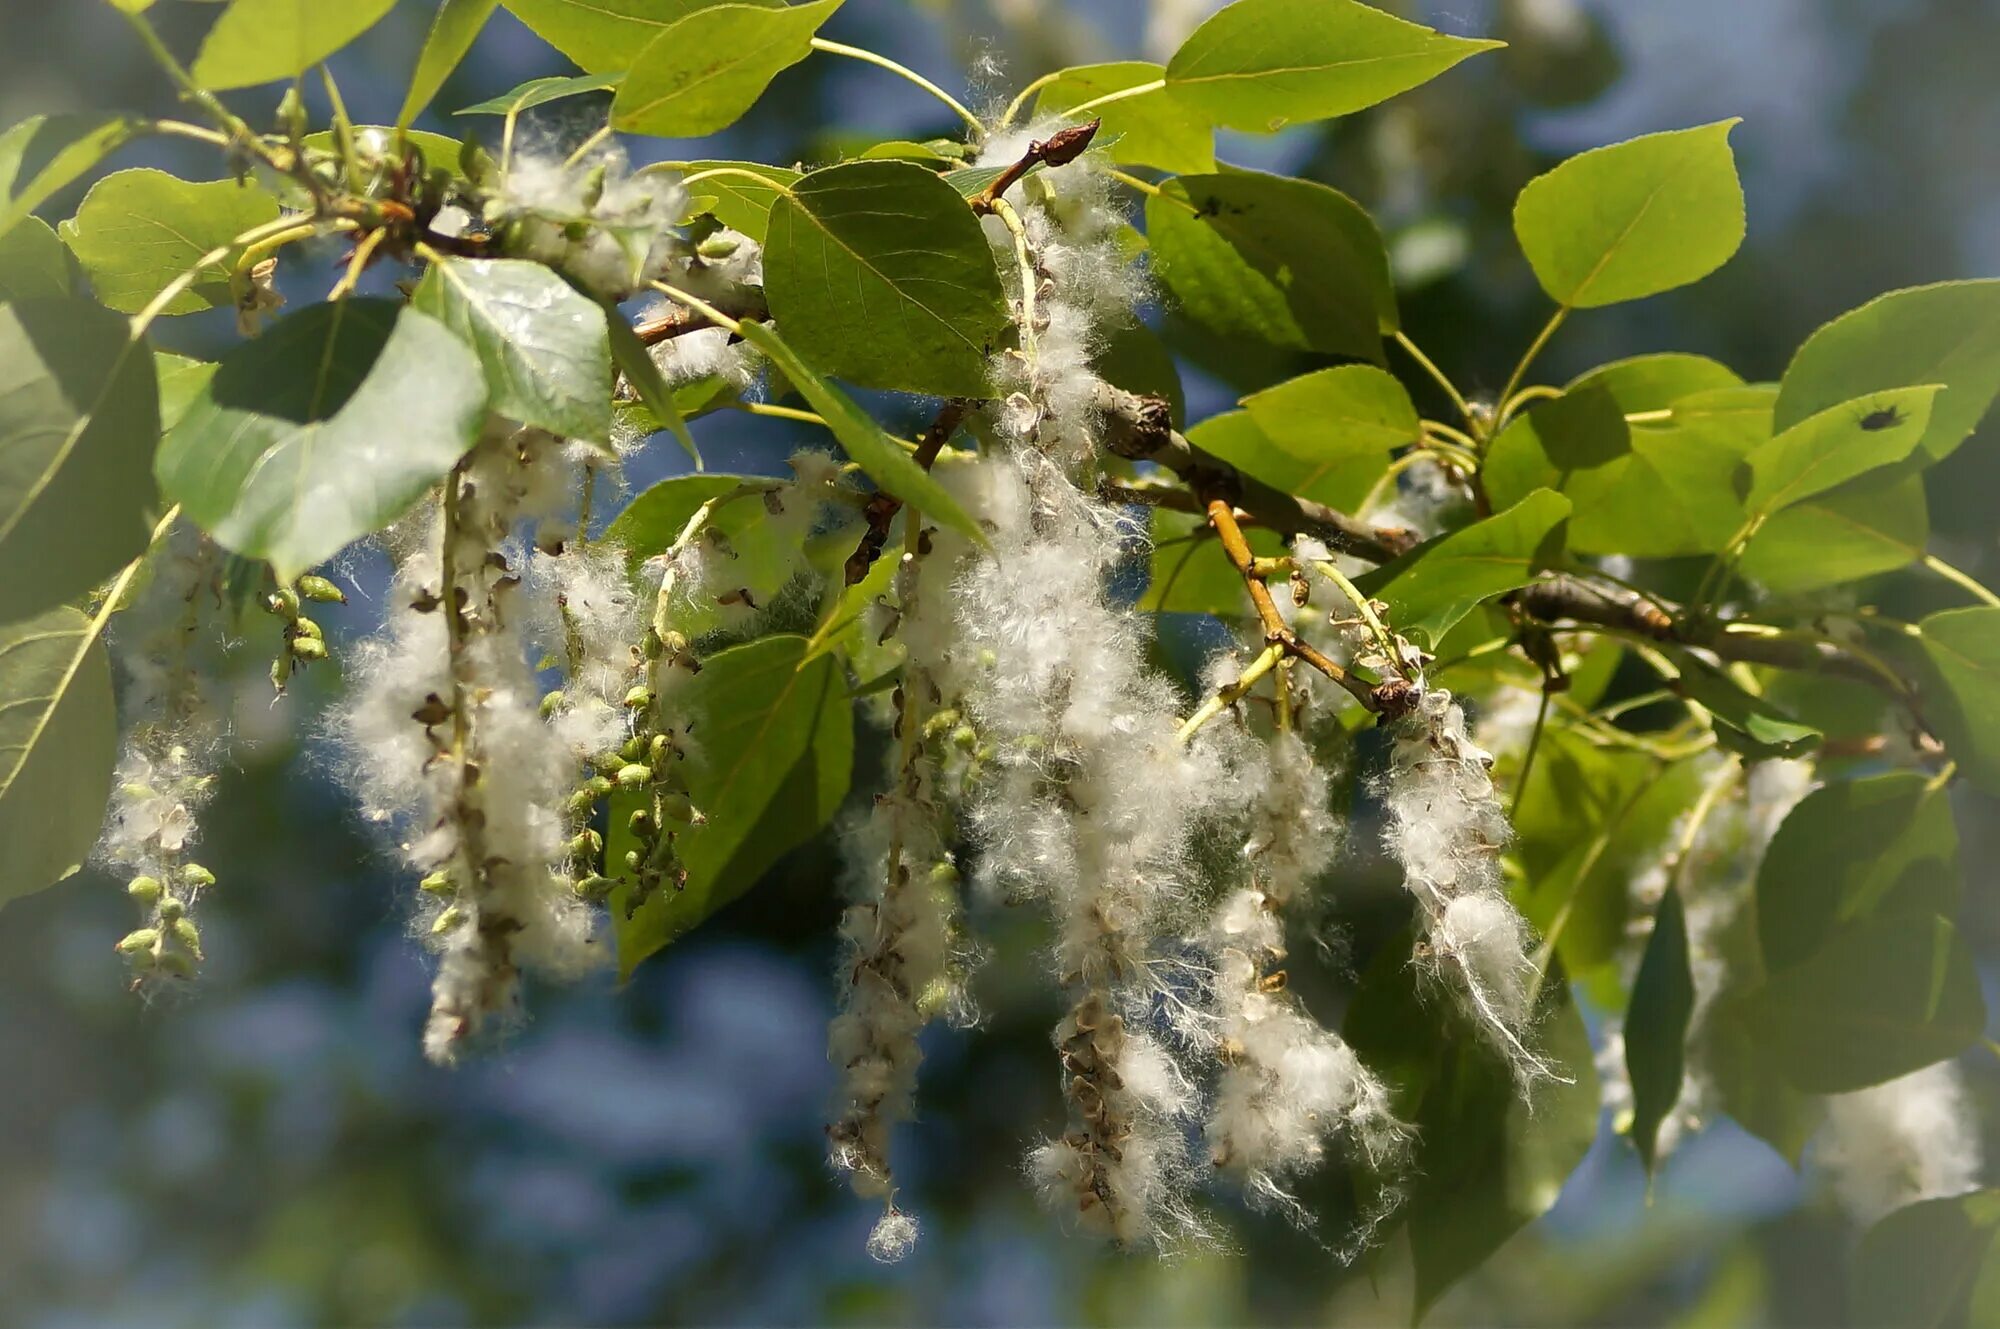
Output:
96,524,225,984
1382,687,1554,1081
827,534,978,1264
333,423,602,1063
1815,1061,1983,1225
1204,732,1406,1249
942,448,1248,1250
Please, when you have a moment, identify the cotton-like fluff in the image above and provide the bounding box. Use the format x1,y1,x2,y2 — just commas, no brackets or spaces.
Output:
1816,1062,1984,1225
96,527,224,985
488,140,687,301
944,450,1242,1250
333,423,603,1063
828,538,973,1261
1204,735,1405,1244
1383,687,1550,1080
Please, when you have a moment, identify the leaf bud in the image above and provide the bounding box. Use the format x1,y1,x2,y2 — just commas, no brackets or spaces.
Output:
126,875,163,904
297,575,346,604
616,763,653,789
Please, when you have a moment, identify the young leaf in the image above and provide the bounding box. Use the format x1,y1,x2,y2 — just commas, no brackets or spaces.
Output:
156,301,487,583
0,605,118,907
1625,885,1693,1177
1852,1190,2000,1329
1147,170,1394,361
1512,121,1745,309
1756,772,1957,973
1744,383,1938,515
412,256,613,442
399,0,504,127
502,0,754,74
1668,656,1822,760
454,72,623,117
1919,606,2000,796
1241,364,1420,467
735,321,985,543
1034,62,1215,174
762,159,1008,398
605,311,698,463
1354,489,1571,643
611,0,843,138
1740,471,1928,594
1776,279,2000,462
610,634,852,978
1743,912,1985,1093
665,161,800,241
1164,0,1502,134
0,114,140,243
0,298,160,625
0,216,68,301
191,0,401,90
59,169,279,315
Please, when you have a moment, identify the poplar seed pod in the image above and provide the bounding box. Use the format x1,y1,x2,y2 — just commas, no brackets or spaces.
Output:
297,575,347,603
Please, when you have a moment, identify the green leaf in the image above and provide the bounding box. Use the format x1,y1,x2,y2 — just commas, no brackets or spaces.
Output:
1148,170,1394,360
1355,489,1571,644
604,474,827,634
0,216,70,302
1668,656,1821,759
191,0,401,90
400,0,504,127
1178,408,1385,528
1741,912,1986,1094
1776,280,2000,461
156,301,486,582
1852,1190,2000,1329
455,72,622,117
1034,62,1214,174
502,0,767,73
605,309,698,463
1704,992,1822,1165
1164,0,1502,134
611,0,842,138
1756,772,1957,974
1745,384,1939,515
1241,364,1420,469
1512,121,1745,309
762,159,1008,397
611,634,852,977
667,161,800,241
59,169,279,315
1919,607,2000,796
1626,885,1693,1177
0,605,118,907
0,298,160,625
1344,937,1598,1322
154,353,217,433
735,320,985,544
0,114,140,244
412,257,612,441
1739,470,1928,594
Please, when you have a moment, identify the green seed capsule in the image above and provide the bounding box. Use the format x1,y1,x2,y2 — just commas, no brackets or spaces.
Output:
297,575,347,604
616,763,652,789
116,928,160,954
696,232,741,260
567,788,599,819
432,906,466,935
127,875,163,904
171,918,202,955
568,830,603,858
624,850,643,873
577,874,618,900
121,782,160,802
623,686,653,709
293,617,323,643
657,792,694,822
648,734,671,765
593,751,626,776
270,657,291,691
419,869,455,895
620,735,648,762
951,725,977,751
157,896,185,922
265,587,300,620
156,951,196,978
290,636,328,662
181,863,216,889
628,809,653,835
541,690,566,719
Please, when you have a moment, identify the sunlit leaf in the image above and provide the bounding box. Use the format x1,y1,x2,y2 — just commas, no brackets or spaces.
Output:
1745,384,1938,515
59,169,278,315
1356,489,1571,643
665,160,799,241
454,72,621,117
502,0,769,74
400,0,503,127
1739,470,1928,594
0,605,118,907
413,256,612,441
611,0,842,138
0,114,139,244
191,0,401,90
1919,606,2000,796
1035,62,1214,173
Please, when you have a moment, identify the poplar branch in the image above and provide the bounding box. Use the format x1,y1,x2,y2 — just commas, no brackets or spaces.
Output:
1088,382,1418,565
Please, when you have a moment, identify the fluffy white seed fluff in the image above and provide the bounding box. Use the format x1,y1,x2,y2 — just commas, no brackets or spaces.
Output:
1383,688,1551,1079
1817,1062,1984,1225
489,140,688,300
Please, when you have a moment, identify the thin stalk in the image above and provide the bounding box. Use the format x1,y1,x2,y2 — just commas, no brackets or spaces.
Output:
117,8,254,141
1178,643,1286,744
992,196,1038,360
1103,166,1165,198
808,38,983,136
563,123,615,169
1392,330,1474,427
651,280,743,335
1305,557,1404,676
1923,551,2000,608
1494,307,1570,434
998,72,1062,130
326,225,388,300
1508,688,1553,821
1061,78,1165,118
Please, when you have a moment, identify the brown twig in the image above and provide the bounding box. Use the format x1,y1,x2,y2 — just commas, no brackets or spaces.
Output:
1205,499,1403,714
969,120,1101,215
843,400,973,585
1089,382,1418,565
